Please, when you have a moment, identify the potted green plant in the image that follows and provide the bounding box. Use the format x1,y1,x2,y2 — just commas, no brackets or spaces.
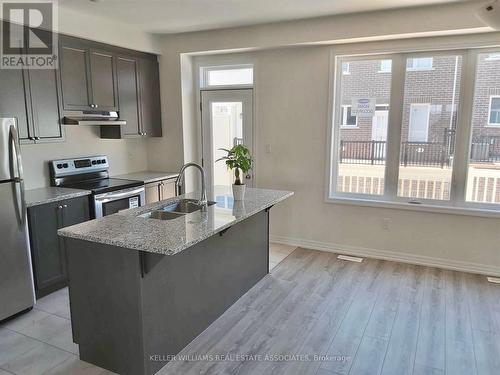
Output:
217,144,252,200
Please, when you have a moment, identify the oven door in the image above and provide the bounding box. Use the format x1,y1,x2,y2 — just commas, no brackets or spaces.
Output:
93,186,145,218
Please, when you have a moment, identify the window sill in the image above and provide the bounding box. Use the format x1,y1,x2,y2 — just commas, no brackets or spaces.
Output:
340,125,359,129
485,123,500,128
326,196,500,219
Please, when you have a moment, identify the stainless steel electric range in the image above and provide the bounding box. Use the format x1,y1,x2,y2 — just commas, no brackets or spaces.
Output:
49,155,145,218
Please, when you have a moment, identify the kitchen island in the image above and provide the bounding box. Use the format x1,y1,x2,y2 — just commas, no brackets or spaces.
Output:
58,187,293,375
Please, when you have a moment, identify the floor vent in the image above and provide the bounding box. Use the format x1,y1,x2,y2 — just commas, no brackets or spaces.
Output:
338,255,363,263
487,277,500,284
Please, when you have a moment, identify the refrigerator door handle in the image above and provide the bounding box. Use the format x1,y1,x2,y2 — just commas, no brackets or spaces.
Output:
10,125,26,226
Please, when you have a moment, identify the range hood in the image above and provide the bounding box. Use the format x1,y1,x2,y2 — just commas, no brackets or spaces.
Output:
63,111,127,126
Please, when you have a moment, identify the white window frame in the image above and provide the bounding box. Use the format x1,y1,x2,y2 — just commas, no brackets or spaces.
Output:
487,95,500,127
406,57,434,71
342,62,350,75
379,59,392,73
326,47,500,217
340,105,358,127
199,64,254,89
485,53,500,61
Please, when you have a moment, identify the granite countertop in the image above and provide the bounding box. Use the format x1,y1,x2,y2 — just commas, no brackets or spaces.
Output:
25,187,91,208
112,171,179,184
58,187,293,255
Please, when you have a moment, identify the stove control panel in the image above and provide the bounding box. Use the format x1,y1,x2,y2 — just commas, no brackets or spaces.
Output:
50,155,109,177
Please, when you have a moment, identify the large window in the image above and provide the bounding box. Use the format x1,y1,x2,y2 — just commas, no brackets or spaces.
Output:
466,53,500,205
329,49,500,212
334,58,392,196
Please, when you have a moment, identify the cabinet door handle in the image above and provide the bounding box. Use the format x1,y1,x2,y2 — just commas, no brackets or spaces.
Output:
58,205,63,210
63,204,68,208
143,132,147,136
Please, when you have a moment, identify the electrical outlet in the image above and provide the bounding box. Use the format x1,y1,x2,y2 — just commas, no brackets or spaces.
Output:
265,144,272,154
382,218,391,231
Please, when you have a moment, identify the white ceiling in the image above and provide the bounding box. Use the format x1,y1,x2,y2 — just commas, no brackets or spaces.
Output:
59,0,476,34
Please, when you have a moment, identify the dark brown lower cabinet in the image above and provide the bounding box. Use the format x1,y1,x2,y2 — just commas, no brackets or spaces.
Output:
144,178,176,204
28,196,89,298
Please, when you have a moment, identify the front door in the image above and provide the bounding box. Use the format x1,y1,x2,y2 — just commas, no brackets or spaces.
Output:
409,103,430,142
201,89,253,199
372,109,388,158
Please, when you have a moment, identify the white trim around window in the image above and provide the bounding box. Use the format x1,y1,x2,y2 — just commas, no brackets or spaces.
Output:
340,105,358,127
341,62,350,75
487,95,500,127
406,57,434,71
199,64,254,88
379,59,392,73
325,45,500,216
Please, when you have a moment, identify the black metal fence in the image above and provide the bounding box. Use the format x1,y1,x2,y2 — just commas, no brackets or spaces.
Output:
339,135,500,168
470,136,500,163
400,142,450,168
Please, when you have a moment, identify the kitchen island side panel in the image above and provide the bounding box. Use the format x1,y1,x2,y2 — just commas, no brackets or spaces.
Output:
65,238,146,375
65,210,269,375
141,210,269,375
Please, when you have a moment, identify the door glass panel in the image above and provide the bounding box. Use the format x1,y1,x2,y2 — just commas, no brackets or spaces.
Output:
466,52,500,204
397,54,462,201
211,101,243,196
336,58,392,196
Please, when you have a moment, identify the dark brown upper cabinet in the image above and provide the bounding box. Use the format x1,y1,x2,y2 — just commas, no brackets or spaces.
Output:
27,68,64,141
116,55,141,137
89,49,118,111
0,27,63,144
59,36,118,112
0,60,33,142
139,57,162,137
101,54,162,139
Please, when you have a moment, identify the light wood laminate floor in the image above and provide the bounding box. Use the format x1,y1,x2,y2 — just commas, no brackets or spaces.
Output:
161,248,500,375
0,244,295,375
1,245,498,374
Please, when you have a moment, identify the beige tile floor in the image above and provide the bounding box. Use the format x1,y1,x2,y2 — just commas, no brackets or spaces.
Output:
0,243,297,375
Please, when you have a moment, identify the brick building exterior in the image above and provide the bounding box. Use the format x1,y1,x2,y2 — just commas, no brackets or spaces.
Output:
336,54,500,203
338,55,500,156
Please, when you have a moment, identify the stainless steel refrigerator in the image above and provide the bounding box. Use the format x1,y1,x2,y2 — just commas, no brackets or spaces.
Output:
0,118,35,321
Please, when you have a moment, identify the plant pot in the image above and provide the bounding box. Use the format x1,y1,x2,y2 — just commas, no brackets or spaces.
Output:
232,184,246,201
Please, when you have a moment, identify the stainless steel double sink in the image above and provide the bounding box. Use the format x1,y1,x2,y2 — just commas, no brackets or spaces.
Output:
147,199,216,220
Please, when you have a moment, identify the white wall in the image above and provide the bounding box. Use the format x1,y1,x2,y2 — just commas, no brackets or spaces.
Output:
56,4,161,53
18,5,160,189
148,2,500,274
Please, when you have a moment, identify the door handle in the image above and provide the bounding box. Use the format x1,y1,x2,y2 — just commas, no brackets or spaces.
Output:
10,124,26,226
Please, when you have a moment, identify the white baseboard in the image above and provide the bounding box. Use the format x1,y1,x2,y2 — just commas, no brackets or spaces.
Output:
270,235,500,277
